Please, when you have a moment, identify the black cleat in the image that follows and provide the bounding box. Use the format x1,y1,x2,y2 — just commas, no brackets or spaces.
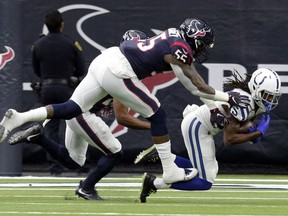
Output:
134,145,159,164
139,172,157,203
75,181,104,201
8,123,42,145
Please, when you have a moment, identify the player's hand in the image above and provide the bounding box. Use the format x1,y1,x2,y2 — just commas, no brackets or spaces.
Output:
228,92,250,108
210,108,229,129
99,102,113,118
248,126,261,143
256,114,271,135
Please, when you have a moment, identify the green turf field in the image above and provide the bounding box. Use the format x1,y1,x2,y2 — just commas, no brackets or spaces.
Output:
0,174,287,216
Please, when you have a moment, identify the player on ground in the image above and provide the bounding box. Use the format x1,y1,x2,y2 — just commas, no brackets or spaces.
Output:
139,68,282,202
0,18,249,184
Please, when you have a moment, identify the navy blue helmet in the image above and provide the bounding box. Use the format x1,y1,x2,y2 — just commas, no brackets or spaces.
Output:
179,18,215,63
120,30,149,44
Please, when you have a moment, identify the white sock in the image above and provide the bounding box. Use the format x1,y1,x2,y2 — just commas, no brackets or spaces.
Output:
21,107,48,123
155,141,177,172
154,177,170,189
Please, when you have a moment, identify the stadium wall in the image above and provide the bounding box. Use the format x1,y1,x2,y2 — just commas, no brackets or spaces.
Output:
0,0,288,174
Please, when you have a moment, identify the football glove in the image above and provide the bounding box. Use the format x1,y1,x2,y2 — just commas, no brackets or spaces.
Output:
248,126,261,143
228,92,250,108
256,114,271,136
210,108,229,129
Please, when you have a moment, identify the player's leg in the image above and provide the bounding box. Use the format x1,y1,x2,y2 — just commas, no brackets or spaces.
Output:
8,123,81,170
181,114,218,184
67,112,123,200
140,172,212,203
0,55,108,143
100,70,196,183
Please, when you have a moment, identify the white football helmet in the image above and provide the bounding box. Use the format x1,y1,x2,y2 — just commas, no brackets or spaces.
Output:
248,68,282,112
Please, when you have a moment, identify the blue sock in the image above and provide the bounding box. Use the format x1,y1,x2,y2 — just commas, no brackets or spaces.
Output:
38,135,81,170
52,100,82,119
170,176,212,191
174,155,192,168
82,150,123,190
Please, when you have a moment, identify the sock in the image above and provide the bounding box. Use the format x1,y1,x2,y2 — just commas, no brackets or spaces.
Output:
3,107,47,132
155,141,177,172
38,135,80,170
21,107,48,123
82,150,123,190
154,177,170,189
170,176,212,191
174,155,192,168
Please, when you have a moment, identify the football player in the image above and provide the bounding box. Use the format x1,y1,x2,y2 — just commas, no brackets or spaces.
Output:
8,30,151,201
0,18,249,184
139,68,282,203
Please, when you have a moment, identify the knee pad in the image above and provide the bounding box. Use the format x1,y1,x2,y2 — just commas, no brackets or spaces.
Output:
52,100,82,119
147,107,168,136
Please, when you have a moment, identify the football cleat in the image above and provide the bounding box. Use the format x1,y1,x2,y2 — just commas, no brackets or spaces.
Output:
75,181,104,201
0,109,22,144
134,145,159,164
139,172,157,203
163,167,198,184
9,124,43,145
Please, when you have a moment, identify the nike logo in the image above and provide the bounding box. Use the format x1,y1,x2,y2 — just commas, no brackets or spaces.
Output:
27,133,40,141
0,46,15,70
77,188,90,196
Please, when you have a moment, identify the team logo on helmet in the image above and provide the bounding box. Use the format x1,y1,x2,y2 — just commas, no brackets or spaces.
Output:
0,46,15,70
186,19,208,38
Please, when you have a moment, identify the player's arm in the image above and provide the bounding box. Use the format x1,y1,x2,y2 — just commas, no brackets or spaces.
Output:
113,99,151,130
223,115,262,146
164,54,230,102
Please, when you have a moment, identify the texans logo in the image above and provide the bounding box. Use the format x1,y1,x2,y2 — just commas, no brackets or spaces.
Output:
110,72,177,137
0,46,15,70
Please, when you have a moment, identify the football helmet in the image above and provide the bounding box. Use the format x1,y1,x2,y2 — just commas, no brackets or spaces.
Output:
248,68,282,112
179,18,215,63
120,30,149,43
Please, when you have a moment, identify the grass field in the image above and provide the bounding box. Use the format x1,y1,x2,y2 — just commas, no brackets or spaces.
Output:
0,174,287,216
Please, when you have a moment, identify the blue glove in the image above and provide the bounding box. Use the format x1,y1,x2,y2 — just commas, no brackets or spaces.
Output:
256,114,271,136
210,108,229,129
263,101,271,113
248,126,261,143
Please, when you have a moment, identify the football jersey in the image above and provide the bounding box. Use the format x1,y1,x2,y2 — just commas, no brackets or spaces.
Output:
229,89,256,122
184,88,257,136
120,28,193,80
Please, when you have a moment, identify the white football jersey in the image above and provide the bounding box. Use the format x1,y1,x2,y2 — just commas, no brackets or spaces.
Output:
229,88,255,122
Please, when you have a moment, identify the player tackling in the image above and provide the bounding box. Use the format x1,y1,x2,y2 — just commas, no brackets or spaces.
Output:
139,68,282,202
0,18,249,184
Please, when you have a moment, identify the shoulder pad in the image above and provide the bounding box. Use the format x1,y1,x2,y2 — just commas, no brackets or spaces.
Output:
167,28,181,38
169,37,193,65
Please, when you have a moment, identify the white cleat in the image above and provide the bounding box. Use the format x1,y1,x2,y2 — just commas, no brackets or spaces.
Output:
0,109,22,144
163,167,198,184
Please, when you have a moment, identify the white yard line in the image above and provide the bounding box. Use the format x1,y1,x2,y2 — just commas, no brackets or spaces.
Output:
0,182,288,189
0,176,288,183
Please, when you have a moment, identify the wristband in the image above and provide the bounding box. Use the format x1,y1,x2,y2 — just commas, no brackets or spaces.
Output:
213,90,229,102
